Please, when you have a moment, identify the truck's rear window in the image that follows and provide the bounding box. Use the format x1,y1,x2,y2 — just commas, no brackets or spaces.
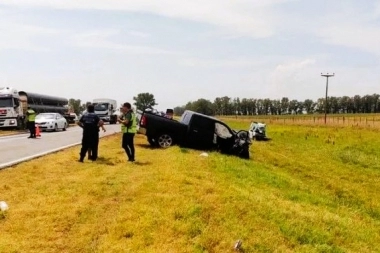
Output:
180,113,192,125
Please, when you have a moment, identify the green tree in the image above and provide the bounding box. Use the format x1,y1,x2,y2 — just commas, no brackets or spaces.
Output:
133,93,158,111
353,95,362,113
372,94,380,113
247,99,257,115
186,98,214,115
280,97,289,114
303,99,314,114
329,96,339,114
256,99,264,115
68,98,81,115
263,98,272,115
174,106,185,116
213,97,223,115
221,96,232,115
240,98,249,115
271,99,281,115
79,101,92,114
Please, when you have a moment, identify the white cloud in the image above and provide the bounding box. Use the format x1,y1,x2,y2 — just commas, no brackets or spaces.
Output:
317,23,380,56
178,57,264,68
0,0,295,39
313,3,380,56
264,58,318,98
275,59,316,72
0,22,59,51
128,30,150,38
69,29,179,55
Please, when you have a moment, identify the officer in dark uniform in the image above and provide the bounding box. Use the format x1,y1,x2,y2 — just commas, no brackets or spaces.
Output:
77,104,101,162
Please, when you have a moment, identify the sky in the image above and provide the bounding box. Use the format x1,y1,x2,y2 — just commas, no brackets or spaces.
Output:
0,0,379,111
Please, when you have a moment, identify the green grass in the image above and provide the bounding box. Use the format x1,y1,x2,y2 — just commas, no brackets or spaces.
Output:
222,113,380,119
220,114,380,129
1,120,380,252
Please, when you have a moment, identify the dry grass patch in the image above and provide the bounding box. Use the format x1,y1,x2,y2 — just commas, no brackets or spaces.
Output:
0,130,26,136
1,123,380,252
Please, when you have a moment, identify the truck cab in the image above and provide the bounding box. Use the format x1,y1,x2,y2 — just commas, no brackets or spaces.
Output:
0,87,23,128
93,98,118,124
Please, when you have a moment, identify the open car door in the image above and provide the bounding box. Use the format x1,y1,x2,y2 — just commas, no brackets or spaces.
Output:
214,122,235,153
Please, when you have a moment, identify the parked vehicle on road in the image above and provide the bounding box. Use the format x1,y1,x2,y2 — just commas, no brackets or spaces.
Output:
0,87,22,129
35,113,68,132
137,110,251,159
0,87,70,129
93,98,118,124
65,112,78,124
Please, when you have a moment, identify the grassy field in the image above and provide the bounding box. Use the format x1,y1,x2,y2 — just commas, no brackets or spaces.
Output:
221,113,380,129
1,119,380,252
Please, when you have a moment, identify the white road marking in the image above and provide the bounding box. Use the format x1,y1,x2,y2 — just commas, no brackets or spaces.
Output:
0,127,82,142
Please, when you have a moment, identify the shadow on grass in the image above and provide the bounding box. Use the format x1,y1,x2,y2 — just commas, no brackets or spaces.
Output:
254,137,272,142
136,143,156,150
95,157,116,166
132,161,152,166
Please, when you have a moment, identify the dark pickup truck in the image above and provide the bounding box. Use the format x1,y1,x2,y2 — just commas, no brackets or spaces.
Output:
137,110,251,159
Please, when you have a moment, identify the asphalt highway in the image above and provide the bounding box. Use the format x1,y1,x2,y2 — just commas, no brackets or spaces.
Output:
0,124,121,169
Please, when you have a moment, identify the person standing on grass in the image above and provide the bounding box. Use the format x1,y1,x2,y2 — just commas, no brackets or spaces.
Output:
26,106,36,139
77,104,102,162
87,121,106,160
118,102,137,162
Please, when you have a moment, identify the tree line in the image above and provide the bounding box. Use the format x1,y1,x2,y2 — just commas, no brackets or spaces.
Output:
174,94,380,116
67,92,380,116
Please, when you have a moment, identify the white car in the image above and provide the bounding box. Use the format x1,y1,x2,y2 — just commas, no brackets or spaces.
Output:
35,113,68,132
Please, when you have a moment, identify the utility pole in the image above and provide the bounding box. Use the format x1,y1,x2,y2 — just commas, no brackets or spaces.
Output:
321,73,335,124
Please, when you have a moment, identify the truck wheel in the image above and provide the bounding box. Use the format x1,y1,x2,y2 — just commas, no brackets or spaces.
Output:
157,133,173,148
16,119,22,130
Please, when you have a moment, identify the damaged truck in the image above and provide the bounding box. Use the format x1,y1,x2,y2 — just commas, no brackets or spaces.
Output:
137,110,252,159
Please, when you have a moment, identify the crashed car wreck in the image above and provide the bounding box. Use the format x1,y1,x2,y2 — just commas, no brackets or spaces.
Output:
137,110,252,159
249,122,270,141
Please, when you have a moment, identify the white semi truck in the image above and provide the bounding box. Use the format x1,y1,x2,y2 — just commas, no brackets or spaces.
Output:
0,87,23,128
0,87,69,129
92,98,118,124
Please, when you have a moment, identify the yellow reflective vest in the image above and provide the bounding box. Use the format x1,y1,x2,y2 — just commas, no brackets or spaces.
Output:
27,109,36,122
121,112,137,134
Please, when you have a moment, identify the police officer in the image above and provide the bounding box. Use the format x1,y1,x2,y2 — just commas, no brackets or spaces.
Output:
77,104,101,162
26,106,36,139
118,102,137,162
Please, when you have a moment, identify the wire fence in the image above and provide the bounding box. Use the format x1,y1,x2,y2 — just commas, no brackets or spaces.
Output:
220,115,380,129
